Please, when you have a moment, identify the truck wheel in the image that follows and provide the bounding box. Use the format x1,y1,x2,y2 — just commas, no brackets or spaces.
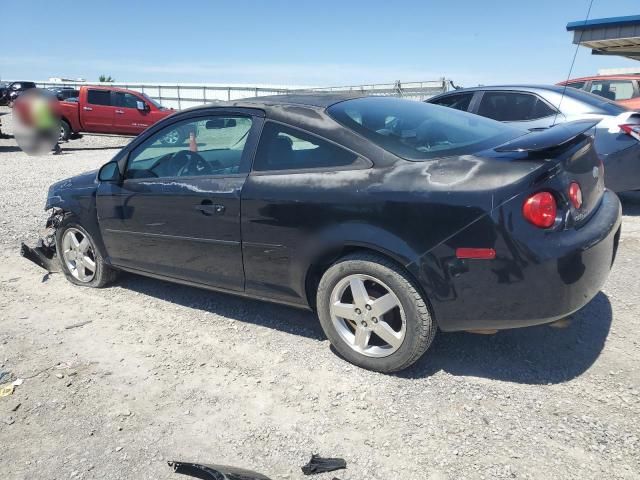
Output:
59,120,71,142
55,216,118,288
159,128,185,146
316,252,436,373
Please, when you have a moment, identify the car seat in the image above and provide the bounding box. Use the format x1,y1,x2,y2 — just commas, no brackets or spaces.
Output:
265,135,294,169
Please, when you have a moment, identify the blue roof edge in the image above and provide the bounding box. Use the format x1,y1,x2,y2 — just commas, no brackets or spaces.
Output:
567,15,640,32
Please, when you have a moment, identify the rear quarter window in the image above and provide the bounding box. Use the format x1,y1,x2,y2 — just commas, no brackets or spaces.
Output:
253,122,362,171
87,89,111,106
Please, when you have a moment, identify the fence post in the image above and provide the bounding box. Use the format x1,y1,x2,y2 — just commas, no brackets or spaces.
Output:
177,85,181,110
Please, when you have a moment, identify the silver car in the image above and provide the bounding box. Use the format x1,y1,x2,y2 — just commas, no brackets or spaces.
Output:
428,85,640,192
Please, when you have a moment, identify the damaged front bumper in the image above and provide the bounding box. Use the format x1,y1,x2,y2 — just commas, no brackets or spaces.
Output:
20,208,64,273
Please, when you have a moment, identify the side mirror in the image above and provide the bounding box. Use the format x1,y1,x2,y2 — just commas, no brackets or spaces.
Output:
136,100,149,111
98,160,121,182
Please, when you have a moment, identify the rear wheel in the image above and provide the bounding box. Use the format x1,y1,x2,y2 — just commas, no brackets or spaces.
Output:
55,217,117,288
59,120,71,142
316,252,436,373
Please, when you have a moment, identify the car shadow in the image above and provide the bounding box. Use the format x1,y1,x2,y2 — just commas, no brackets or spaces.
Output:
397,292,612,384
0,145,21,153
116,272,611,384
619,191,640,216
116,273,325,341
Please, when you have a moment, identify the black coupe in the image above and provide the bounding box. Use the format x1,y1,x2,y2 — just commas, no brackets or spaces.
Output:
28,95,621,372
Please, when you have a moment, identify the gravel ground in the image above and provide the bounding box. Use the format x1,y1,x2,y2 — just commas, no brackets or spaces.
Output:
0,107,639,480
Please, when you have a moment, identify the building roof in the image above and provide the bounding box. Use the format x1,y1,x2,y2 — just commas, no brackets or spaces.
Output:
567,15,640,61
567,15,640,31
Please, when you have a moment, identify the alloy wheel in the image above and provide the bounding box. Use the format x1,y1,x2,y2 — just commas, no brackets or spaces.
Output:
329,274,406,357
61,228,96,282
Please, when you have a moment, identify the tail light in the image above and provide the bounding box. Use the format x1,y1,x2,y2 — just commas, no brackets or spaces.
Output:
522,191,557,228
568,182,583,209
619,124,640,141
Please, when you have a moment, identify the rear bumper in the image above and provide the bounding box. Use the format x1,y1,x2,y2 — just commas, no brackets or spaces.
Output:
424,190,621,332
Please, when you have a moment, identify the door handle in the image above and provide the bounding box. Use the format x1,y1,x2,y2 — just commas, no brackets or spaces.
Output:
195,202,225,216
83,106,93,111
115,109,124,114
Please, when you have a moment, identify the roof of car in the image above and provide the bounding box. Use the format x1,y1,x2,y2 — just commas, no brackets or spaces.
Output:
434,85,568,96
82,85,147,94
231,92,365,109
559,74,640,84
177,92,367,122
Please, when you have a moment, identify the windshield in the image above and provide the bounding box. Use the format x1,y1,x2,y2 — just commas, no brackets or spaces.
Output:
142,93,165,109
327,97,524,160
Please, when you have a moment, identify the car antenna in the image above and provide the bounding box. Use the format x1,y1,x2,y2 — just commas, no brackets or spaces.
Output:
554,0,595,126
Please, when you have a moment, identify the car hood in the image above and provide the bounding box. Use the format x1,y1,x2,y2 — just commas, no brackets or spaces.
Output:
45,169,98,210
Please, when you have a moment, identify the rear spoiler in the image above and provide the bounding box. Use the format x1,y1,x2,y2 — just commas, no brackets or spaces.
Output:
494,119,600,153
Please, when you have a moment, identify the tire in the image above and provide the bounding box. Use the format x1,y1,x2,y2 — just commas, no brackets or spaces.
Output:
316,252,436,373
59,120,71,142
158,127,185,146
55,216,118,288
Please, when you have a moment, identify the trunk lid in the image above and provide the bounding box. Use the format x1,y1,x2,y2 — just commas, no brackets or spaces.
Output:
494,119,599,153
495,119,605,228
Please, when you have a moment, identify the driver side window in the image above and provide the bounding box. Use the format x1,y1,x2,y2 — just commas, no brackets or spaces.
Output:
126,115,253,179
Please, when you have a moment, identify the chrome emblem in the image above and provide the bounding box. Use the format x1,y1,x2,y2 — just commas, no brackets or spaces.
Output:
592,166,599,179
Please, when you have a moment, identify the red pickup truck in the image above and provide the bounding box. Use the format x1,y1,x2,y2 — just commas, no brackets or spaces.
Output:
59,86,183,144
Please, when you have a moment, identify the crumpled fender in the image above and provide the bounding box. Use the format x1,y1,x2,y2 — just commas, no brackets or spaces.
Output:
44,171,111,261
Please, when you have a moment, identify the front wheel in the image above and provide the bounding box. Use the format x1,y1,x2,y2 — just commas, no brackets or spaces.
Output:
55,217,117,288
316,252,436,373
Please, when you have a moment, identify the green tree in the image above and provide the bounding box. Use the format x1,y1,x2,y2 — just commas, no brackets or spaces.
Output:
98,75,115,82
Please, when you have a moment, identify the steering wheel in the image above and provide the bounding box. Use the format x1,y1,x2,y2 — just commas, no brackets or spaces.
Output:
170,150,213,177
